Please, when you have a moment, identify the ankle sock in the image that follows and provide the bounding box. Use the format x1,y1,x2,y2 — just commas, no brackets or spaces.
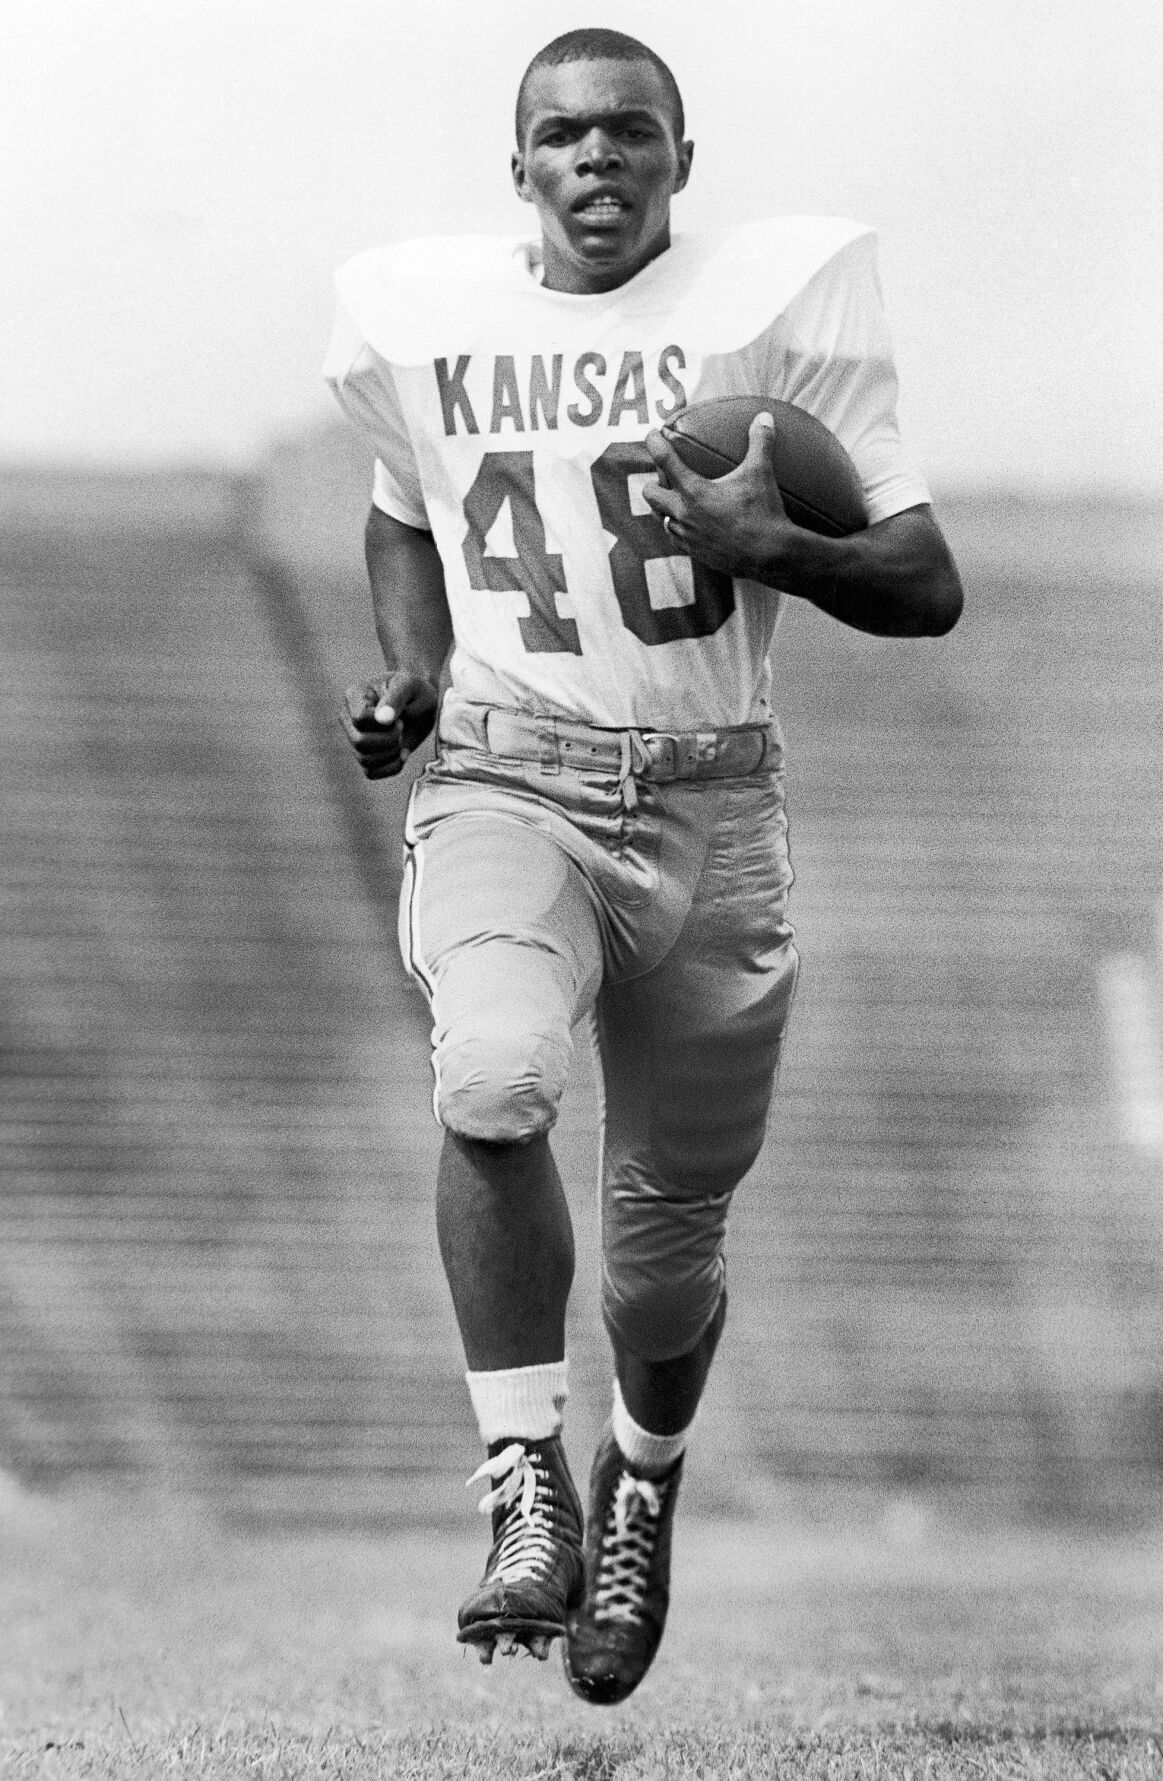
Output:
611,1377,690,1478
465,1359,569,1445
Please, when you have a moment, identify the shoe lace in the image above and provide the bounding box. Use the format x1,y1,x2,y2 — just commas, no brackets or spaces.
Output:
593,1472,664,1624
466,1442,561,1585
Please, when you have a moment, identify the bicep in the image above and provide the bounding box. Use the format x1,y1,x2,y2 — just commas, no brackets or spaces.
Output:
365,507,453,641
868,502,949,559
365,507,444,587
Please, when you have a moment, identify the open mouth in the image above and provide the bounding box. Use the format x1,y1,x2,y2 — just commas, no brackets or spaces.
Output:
572,192,630,225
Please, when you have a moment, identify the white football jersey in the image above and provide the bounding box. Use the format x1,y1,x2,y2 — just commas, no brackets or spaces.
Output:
324,218,930,729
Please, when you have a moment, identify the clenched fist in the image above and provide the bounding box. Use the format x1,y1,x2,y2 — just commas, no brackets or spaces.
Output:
340,671,439,779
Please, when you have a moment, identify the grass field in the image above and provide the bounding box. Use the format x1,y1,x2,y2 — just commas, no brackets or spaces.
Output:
2,1486,1161,1778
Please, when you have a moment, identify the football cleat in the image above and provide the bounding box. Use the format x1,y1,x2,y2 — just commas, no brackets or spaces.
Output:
563,1422,684,1704
457,1436,584,1664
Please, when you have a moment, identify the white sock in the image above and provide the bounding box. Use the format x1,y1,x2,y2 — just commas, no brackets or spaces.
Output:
611,1377,690,1478
465,1359,569,1446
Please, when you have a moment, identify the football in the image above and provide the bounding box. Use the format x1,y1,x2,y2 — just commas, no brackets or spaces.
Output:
666,396,868,537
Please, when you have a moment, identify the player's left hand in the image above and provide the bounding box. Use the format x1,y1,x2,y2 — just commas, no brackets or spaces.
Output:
642,411,792,583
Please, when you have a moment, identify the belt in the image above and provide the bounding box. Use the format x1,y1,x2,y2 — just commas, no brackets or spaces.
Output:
478,708,779,783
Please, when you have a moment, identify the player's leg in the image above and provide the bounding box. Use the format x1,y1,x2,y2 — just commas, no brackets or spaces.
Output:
437,1131,573,1370
401,803,602,1661
599,777,797,1426
565,773,798,1703
611,1283,727,1434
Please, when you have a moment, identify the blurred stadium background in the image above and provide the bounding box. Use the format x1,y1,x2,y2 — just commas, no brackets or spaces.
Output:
3,434,1161,1530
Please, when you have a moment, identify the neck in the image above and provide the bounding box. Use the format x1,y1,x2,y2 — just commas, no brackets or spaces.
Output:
539,225,672,296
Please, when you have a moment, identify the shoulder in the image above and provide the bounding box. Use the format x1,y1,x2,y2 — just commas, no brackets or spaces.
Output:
333,234,536,365
633,216,877,353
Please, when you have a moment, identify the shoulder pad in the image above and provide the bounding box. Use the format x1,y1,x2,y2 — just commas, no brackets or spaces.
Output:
332,218,874,364
638,217,874,351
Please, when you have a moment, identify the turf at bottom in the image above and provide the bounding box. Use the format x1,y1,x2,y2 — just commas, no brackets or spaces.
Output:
1,1491,1160,1778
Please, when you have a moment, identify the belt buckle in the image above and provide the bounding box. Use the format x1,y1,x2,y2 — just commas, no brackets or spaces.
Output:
645,732,678,779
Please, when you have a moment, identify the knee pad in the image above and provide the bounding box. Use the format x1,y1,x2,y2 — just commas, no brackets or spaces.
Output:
601,1251,726,1364
434,1024,571,1144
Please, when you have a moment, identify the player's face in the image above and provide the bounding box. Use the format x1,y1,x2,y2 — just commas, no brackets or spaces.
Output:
512,59,694,296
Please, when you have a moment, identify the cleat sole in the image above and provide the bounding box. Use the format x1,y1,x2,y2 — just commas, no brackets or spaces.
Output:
457,1616,565,1660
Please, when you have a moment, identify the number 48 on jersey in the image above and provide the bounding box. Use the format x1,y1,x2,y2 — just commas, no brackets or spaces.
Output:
461,447,736,655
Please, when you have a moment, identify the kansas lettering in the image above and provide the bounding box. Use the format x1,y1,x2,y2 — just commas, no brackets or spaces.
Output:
434,348,688,437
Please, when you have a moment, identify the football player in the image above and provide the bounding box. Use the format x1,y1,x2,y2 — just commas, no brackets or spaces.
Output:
326,27,962,1704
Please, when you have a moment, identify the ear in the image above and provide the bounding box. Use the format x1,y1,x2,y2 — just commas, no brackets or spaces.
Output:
511,150,533,204
673,138,694,195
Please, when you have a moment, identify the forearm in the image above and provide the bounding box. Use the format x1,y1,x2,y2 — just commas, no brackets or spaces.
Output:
644,420,964,641
755,504,964,638
365,506,454,683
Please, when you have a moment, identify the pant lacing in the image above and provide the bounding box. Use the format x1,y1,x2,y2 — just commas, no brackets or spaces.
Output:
592,1472,666,1623
466,1442,560,1585
617,730,654,813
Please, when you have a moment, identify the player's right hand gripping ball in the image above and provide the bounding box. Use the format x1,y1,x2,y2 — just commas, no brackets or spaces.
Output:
340,673,438,779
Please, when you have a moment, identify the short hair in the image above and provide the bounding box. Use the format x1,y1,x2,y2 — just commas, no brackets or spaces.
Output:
515,29,685,147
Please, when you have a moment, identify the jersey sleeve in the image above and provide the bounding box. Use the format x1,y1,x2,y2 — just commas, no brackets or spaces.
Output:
322,294,431,530
774,233,930,524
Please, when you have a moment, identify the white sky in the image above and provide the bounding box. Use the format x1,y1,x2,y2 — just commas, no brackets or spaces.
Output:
3,0,1161,491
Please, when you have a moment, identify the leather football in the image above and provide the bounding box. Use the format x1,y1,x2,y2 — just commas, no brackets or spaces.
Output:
666,396,868,537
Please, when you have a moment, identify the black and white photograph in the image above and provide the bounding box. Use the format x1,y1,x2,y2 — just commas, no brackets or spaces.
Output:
3,2,1161,1774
